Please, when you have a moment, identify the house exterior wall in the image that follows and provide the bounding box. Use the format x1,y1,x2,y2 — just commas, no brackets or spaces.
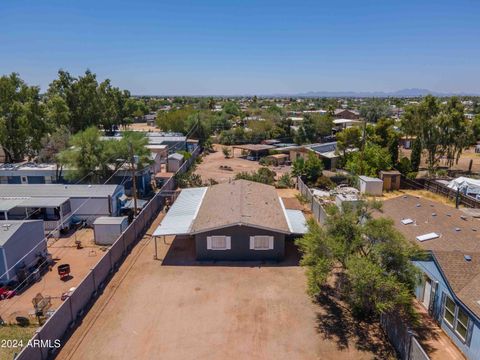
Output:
0,221,47,282
195,225,285,261
413,259,480,359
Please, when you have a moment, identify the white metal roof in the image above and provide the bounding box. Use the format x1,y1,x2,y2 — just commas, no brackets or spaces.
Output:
284,209,308,234
93,216,128,225
17,197,70,208
0,198,27,212
0,220,42,246
0,184,122,198
153,187,208,236
358,175,383,182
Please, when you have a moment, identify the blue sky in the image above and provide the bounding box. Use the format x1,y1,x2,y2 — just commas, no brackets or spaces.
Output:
1,0,479,95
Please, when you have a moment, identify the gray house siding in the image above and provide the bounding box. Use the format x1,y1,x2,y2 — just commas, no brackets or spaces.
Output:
1,221,47,282
195,225,285,261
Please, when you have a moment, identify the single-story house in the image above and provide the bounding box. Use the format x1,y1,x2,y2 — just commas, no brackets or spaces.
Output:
0,220,47,283
381,195,480,359
0,184,124,225
358,176,383,196
0,162,152,197
334,109,360,120
153,180,308,261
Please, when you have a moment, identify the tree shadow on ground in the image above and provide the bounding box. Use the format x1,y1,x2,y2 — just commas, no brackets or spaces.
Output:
314,284,396,360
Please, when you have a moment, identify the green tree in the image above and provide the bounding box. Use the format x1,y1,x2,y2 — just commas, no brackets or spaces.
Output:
292,152,324,184
410,138,422,172
336,126,362,158
38,126,71,180
234,167,277,185
359,99,390,123
401,95,471,172
0,73,46,162
345,143,392,177
296,202,421,319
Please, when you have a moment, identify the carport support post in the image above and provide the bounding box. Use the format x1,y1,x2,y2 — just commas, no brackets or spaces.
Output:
154,236,158,260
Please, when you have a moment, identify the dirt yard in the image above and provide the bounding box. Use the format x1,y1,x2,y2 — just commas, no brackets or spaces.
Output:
0,228,105,324
55,211,394,360
195,144,291,184
126,122,159,132
400,146,480,173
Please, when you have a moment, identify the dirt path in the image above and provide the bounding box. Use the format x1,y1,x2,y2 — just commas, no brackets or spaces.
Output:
55,212,393,360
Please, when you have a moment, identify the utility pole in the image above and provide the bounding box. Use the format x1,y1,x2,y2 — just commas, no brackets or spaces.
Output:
129,143,138,216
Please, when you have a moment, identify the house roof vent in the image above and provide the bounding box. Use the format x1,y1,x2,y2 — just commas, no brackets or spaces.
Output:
464,255,472,262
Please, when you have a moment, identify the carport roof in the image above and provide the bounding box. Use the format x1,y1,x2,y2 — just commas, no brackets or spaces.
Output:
153,187,208,236
284,209,308,234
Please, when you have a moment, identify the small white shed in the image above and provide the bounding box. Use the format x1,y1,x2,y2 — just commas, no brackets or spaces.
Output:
93,216,129,245
167,153,185,172
358,176,383,196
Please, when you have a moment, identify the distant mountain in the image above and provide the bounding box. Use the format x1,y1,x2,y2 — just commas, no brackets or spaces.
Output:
290,88,479,98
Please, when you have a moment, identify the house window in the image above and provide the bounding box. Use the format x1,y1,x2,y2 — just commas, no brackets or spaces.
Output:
443,295,470,343
250,236,274,250
443,296,455,327
207,236,231,250
455,308,469,341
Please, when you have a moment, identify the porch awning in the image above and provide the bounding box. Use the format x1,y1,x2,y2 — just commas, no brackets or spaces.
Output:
153,187,207,236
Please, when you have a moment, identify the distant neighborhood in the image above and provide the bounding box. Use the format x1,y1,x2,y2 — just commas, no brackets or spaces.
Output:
2,70,480,360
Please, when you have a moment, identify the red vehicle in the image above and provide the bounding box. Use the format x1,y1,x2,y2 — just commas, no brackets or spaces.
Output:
0,288,15,300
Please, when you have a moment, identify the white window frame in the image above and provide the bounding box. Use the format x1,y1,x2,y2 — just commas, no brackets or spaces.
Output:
455,307,469,342
443,294,470,343
443,295,456,328
249,236,274,250
206,236,231,251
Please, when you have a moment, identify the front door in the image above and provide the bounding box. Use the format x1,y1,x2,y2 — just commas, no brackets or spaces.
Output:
422,277,432,309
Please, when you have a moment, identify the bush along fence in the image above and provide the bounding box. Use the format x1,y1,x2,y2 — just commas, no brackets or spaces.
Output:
298,176,430,360
14,146,201,360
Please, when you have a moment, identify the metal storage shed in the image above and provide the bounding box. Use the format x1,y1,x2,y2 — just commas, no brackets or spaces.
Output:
93,216,129,245
358,176,383,196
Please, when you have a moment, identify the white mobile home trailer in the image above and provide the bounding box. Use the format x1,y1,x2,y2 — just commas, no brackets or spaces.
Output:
0,220,47,282
0,184,124,224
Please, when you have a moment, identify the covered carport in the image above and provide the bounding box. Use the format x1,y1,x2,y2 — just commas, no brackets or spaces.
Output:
152,187,208,259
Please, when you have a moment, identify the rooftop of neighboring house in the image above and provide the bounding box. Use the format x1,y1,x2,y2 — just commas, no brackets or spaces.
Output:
380,194,480,319
334,108,360,115
0,184,123,198
0,220,43,247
